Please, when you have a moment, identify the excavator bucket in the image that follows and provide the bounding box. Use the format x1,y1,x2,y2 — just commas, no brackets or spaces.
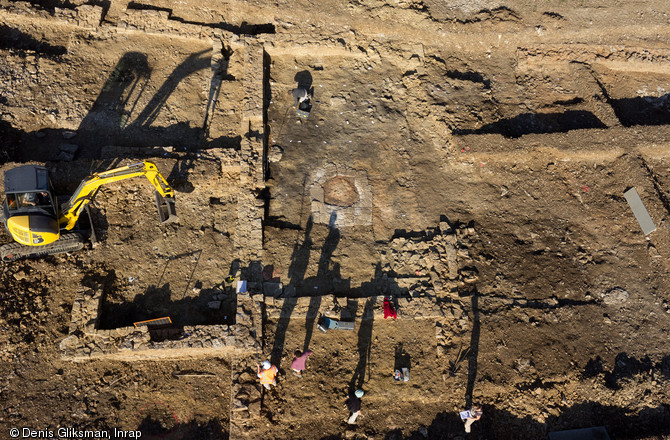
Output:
155,191,178,223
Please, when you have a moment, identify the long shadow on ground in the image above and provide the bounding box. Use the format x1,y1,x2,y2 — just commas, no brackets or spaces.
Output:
453,110,607,138
321,401,669,440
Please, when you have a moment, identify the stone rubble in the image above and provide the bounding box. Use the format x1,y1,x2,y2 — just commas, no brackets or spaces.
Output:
60,288,262,361
60,222,478,362
379,222,480,357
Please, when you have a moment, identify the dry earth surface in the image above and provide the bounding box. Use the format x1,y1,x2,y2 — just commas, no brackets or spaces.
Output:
1,0,670,439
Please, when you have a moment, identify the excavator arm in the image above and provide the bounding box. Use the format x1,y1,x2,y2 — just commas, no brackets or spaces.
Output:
59,161,177,230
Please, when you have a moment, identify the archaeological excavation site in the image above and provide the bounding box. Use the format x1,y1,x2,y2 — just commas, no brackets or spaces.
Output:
1,0,670,439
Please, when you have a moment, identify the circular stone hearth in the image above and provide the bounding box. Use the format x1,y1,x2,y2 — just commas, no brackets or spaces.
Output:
323,176,360,207
309,163,372,228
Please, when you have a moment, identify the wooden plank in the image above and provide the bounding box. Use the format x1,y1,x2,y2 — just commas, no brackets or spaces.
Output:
133,316,172,329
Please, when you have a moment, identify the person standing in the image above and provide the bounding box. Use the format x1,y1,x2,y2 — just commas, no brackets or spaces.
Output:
291,349,313,377
346,389,364,424
257,360,278,390
463,404,483,433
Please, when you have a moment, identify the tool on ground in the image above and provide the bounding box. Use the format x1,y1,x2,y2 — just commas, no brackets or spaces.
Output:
316,316,355,333
171,370,216,378
449,344,471,377
296,98,312,118
1,161,177,261
393,367,410,382
133,317,173,329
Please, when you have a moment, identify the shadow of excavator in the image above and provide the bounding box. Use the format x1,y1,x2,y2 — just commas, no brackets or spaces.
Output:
13,47,241,169
76,49,212,160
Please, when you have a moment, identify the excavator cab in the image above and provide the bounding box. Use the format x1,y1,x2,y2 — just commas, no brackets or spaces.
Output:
2,165,61,246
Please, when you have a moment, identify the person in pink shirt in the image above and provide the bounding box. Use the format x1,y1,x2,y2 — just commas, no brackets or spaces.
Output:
290,349,313,377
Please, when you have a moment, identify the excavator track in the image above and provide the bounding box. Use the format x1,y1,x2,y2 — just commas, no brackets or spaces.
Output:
1,233,85,262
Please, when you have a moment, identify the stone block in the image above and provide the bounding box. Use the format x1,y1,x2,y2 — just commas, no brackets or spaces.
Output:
83,321,97,334
225,336,238,346
624,187,656,235
59,335,80,353
310,183,324,201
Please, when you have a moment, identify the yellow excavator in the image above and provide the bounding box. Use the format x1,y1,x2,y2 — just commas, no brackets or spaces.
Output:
1,161,177,261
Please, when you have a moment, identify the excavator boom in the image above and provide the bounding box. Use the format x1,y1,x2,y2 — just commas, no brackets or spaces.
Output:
59,161,177,230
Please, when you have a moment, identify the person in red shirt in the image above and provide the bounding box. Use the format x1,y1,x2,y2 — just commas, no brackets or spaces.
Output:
290,350,313,377
257,361,278,390
383,297,397,320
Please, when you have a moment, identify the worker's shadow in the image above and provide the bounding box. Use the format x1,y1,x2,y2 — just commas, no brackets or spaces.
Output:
465,287,480,408
269,212,347,369
167,153,197,193
269,216,313,369
394,342,411,372
349,296,377,394
75,50,208,158
301,212,340,352
294,70,314,100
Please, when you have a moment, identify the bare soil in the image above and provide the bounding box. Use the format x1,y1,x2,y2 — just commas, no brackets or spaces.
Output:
1,1,670,439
